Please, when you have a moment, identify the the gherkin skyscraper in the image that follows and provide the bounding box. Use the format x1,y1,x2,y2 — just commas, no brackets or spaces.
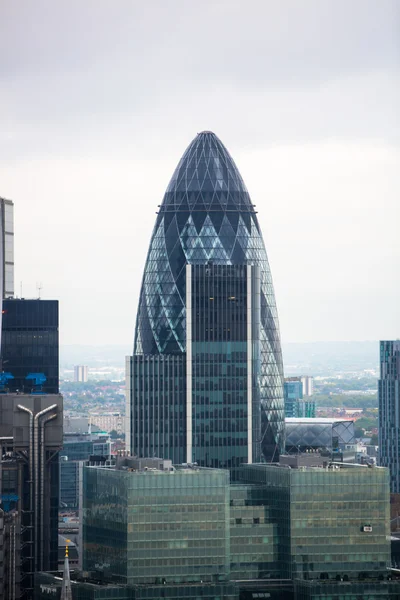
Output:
126,131,284,469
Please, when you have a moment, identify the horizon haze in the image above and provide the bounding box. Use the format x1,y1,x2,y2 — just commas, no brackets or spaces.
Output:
1,0,399,346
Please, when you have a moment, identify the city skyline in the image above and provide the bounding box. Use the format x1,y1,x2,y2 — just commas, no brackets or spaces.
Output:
0,1,398,346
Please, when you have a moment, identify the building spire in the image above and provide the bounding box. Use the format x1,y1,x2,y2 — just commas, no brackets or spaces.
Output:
60,539,73,600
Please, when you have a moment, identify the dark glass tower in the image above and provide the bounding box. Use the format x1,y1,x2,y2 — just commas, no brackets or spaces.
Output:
1,298,59,393
127,131,284,467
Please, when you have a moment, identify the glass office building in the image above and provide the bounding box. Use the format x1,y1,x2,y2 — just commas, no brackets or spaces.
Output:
127,131,284,466
284,379,303,417
239,462,391,581
1,298,59,393
60,434,111,509
284,380,315,419
379,340,400,492
229,484,279,580
82,461,230,585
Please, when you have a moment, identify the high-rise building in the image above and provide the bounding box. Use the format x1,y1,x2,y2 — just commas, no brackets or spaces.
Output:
126,131,284,468
74,365,88,382
0,196,14,359
60,432,111,509
0,196,14,300
284,379,303,417
1,298,59,393
284,380,316,418
0,394,63,599
301,375,313,396
379,340,400,492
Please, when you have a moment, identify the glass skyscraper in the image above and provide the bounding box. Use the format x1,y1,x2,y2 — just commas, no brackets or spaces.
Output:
379,340,400,492
126,131,284,467
1,299,59,393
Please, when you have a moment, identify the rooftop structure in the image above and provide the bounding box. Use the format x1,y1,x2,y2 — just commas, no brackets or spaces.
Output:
285,417,355,454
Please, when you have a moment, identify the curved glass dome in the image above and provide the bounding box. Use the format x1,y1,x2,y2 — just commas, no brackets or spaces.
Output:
133,131,284,460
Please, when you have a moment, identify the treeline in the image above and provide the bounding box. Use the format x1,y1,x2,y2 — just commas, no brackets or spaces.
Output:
315,393,377,409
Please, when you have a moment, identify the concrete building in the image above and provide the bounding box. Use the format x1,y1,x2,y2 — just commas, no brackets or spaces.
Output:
301,375,314,397
0,394,63,599
74,365,88,382
379,340,400,492
89,411,124,435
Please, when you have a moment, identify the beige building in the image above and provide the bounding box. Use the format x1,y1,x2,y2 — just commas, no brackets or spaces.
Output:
89,412,124,435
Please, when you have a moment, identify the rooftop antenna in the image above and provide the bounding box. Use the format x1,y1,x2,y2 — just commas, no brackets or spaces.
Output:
20,281,22,298
37,282,43,299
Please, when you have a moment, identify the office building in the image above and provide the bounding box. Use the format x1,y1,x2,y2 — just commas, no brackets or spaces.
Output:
36,455,399,600
78,457,290,599
301,375,313,397
284,380,315,418
0,197,14,361
1,298,59,393
89,411,124,434
74,364,88,382
0,393,63,599
239,460,397,598
82,458,230,585
127,131,285,469
0,196,14,301
55,456,397,600
379,340,400,493
284,376,315,415
60,432,111,509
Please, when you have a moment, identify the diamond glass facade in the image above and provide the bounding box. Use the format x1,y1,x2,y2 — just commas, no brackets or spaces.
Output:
285,419,355,453
129,131,284,463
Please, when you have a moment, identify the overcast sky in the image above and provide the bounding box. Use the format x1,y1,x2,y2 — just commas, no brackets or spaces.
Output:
0,0,399,347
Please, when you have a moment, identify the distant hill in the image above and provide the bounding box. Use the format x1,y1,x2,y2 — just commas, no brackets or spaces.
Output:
61,341,379,376
60,344,131,369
